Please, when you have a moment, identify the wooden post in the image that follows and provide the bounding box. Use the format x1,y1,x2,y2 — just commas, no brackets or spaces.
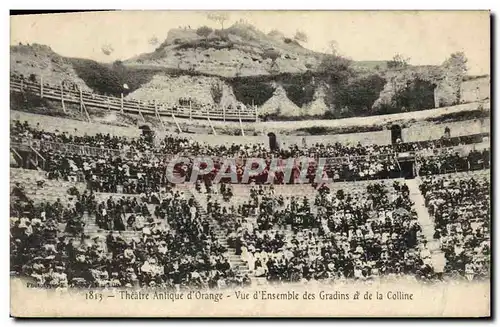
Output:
189,100,192,121
20,78,24,90
60,82,66,113
433,88,439,108
172,113,182,133
40,76,44,98
79,86,83,114
120,93,124,113
223,106,226,122
238,107,245,136
138,103,145,122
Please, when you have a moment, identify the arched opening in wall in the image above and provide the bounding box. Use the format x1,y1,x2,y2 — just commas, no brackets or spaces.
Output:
267,132,279,151
391,124,402,144
393,78,437,111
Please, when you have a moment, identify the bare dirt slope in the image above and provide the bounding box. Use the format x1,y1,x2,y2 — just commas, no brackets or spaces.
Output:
125,74,242,109
126,23,324,77
10,44,91,91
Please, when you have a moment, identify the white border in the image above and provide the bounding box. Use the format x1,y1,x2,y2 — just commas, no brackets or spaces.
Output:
1,1,498,325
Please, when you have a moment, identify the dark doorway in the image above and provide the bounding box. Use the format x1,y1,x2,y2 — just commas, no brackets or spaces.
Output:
139,125,154,143
391,124,402,144
267,132,279,151
399,160,415,179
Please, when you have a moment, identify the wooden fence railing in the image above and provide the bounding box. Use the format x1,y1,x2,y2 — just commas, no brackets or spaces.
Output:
10,76,258,122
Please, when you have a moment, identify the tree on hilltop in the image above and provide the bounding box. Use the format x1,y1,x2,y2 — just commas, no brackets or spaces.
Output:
442,52,468,76
442,52,468,104
207,12,230,30
294,30,308,44
101,43,114,56
148,36,159,46
317,54,353,85
326,40,339,56
387,53,410,69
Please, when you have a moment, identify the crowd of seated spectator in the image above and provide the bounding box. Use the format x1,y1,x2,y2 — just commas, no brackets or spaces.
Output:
10,75,491,290
10,118,490,216
10,183,251,290
38,148,169,195
11,120,154,153
418,148,490,176
222,181,433,283
11,120,489,189
12,120,488,160
420,173,490,280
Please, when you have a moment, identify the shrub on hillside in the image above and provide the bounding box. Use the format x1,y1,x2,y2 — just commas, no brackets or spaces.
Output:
294,30,308,44
281,73,315,107
229,79,275,106
391,78,436,112
70,58,156,97
196,26,213,41
333,74,386,116
11,90,46,110
210,82,223,104
71,59,123,96
462,74,489,81
176,40,234,51
317,54,354,108
387,54,410,69
262,48,280,62
425,109,490,123
214,29,230,42
295,124,384,135
317,54,353,85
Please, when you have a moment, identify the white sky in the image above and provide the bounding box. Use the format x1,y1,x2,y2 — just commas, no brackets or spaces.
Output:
10,10,490,75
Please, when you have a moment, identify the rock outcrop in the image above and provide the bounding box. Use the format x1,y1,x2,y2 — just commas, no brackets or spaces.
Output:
125,74,242,108
259,85,302,117
302,84,330,116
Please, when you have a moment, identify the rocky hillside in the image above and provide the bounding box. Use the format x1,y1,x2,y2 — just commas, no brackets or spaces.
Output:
9,25,490,121
126,23,324,77
125,74,241,109
10,43,91,91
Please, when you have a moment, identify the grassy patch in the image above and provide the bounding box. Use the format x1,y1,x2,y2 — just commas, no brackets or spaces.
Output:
295,124,384,135
425,109,490,123
175,40,235,51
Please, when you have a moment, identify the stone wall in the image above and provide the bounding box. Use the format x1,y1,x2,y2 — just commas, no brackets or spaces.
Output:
460,77,490,103
11,110,141,139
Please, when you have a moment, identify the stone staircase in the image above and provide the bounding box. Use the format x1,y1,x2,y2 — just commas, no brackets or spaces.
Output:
405,178,446,273
81,211,142,242
177,184,251,275
83,192,168,242
9,169,165,243
10,168,86,205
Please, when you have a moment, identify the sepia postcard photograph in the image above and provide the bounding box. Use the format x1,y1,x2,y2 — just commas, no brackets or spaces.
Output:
8,9,491,318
